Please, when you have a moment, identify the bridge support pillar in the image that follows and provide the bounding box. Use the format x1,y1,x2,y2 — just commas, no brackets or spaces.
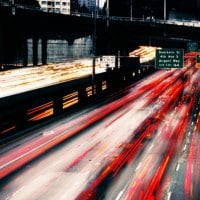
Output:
23,38,28,67
67,39,74,58
33,36,39,66
42,37,47,65
95,81,102,97
53,95,63,116
0,25,4,67
68,39,74,46
78,87,87,105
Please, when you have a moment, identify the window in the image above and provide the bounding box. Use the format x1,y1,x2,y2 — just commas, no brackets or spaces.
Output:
41,1,47,5
62,2,67,6
41,7,48,12
55,8,60,13
56,2,60,5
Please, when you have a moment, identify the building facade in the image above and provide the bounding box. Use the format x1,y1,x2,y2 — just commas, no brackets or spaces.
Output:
87,0,96,12
78,0,96,13
37,0,71,14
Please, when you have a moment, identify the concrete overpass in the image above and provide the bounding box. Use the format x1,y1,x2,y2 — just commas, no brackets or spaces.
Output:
0,3,200,65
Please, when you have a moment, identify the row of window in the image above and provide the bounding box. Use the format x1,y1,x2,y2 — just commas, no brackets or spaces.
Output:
41,7,70,13
40,1,70,7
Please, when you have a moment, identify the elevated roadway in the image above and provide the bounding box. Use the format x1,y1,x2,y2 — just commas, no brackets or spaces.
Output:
1,3,200,65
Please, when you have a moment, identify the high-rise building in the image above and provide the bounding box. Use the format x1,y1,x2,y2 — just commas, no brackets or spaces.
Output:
37,0,71,14
88,0,96,12
71,0,81,13
78,0,96,13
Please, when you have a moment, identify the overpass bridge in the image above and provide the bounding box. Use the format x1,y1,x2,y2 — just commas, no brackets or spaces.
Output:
0,2,200,65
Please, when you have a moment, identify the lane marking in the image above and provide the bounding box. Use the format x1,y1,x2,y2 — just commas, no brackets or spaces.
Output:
115,190,124,200
167,191,172,200
135,162,141,171
175,163,180,172
183,144,187,152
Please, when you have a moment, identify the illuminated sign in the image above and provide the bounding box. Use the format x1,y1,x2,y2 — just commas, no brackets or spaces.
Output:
100,55,116,68
156,49,184,69
196,54,200,69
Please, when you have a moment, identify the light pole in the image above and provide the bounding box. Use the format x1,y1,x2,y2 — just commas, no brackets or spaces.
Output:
106,0,109,28
92,0,97,95
97,0,99,17
164,0,166,21
11,0,15,15
106,0,110,54
130,0,133,20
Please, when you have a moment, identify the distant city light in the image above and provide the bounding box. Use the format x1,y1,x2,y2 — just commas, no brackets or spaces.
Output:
99,0,106,8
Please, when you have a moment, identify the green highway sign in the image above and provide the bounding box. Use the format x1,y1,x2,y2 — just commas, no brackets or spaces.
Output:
155,49,184,69
196,54,200,69
187,42,198,52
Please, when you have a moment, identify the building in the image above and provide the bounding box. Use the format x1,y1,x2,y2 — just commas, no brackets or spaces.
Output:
37,0,71,14
78,0,96,13
87,0,96,12
71,0,81,14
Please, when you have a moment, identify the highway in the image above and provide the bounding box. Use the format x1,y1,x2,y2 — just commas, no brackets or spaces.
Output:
0,46,159,99
0,55,199,200
0,59,105,98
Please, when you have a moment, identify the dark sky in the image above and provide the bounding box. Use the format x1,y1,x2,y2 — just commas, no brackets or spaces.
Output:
109,0,199,19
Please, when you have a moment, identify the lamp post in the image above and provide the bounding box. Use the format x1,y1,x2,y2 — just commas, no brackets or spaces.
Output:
92,0,97,95
106,0,110,54
11,0,15,15
106,0,109,28
164,0,166,21
97,0,99,17
130,0,133,20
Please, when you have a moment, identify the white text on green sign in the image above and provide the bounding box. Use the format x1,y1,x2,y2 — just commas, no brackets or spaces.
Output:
156,49,184,69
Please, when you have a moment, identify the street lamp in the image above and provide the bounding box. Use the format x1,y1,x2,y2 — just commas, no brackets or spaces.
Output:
106,0,109,28
92,0,97,95
130,0,133,20
164,0,166,21
97,0,99,17
11,0,15,15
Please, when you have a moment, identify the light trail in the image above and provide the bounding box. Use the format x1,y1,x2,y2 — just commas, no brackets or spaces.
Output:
0,55,199,200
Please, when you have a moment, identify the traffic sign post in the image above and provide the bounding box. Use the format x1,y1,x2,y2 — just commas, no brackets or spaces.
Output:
155,49,184,69
196,54,200,69
100,55,116,69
